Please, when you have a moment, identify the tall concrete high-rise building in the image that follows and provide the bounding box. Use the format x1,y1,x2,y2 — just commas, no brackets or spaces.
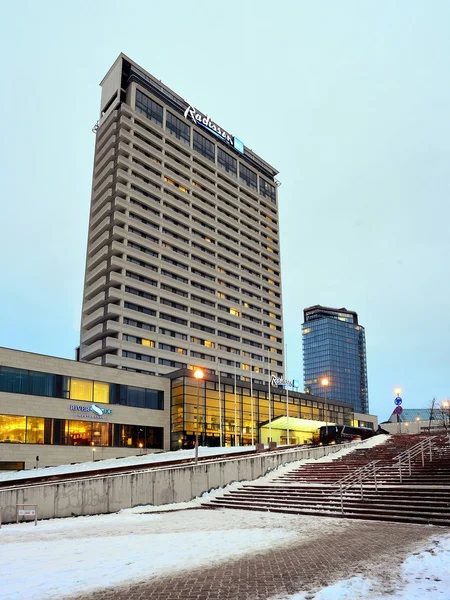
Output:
302,305,369,413
79,54,284,383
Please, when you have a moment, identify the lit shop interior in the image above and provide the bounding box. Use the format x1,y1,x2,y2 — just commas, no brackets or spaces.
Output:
0,365,164,449
169,370,353,450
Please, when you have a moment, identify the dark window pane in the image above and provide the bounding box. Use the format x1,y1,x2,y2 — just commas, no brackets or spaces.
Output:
135,90,163,126
145,389,164,410
145,426,164,448
166,112,190,144
127,386,146,408
193,131,215,162
0,367,28,394
239,164,257,190
217,148,237,175
259,179,276,203
28,371,56,397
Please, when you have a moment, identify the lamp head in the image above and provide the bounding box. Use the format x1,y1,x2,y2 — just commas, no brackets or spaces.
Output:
194,368,204,380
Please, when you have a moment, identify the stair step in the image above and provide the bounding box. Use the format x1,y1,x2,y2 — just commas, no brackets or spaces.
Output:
204,501,450,526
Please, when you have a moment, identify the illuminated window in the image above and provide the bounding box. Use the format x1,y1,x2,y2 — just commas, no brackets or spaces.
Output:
267,267,274,274
269,347,276,353
93,382,110,404
164,177,174,185
142,339,155,347
268,279,275,285
0,414,26,443
266,246,273,253
254,366,262,373
70,378,93,402
230,308,240,317
205,237,211,243
26,416,45,444
242,364,250,370
176,347,186,354
204,340,215,348
269,324,276,330
217,292,225,299
243,302,249,308
269,301,276,307
269,311,276,318
179,186,188,193
269,335,277,341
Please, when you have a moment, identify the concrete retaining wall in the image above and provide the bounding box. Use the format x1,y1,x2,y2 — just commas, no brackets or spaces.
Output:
0,444,344,524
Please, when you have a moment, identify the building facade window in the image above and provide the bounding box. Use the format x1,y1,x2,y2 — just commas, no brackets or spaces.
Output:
259,179,276,203
166,112,190,144
135,90,163,126
239,164,257,190
193,131,215,162
217,148,237,175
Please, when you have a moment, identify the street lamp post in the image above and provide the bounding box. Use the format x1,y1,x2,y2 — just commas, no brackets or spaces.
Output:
194,368,204,465
91,442,95,462
321,378,329,436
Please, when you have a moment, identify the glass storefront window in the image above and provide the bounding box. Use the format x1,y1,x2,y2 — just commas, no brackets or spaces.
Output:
0,415,26,443
26,417,45,444
70,379,93,402
66,420,92,446
91,422,111,446
93,382,110,404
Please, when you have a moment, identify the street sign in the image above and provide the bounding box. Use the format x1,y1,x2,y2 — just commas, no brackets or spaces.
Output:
16,504,38,526
394,397,402,406
18,509,35,516
394,406,403,415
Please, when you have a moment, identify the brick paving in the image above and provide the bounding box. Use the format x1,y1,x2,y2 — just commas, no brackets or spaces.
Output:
70,514,446,600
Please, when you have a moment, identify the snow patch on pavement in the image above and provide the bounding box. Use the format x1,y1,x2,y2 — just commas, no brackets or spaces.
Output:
274,533,450,600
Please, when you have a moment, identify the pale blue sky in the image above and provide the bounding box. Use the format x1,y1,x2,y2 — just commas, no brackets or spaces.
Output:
0,0,449,420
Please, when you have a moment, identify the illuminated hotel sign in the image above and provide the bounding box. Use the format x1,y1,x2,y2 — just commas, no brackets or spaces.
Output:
271,377,300,388
70,404,112,420
184,104,244,154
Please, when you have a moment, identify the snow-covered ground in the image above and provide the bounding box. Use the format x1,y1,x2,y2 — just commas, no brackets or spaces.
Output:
0,500,448,600
0,505,338,599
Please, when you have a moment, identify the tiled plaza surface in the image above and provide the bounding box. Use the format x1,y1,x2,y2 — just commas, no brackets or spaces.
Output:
71,510,445,600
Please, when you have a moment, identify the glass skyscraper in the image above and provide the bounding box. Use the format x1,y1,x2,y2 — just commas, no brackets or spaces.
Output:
302,305,369,414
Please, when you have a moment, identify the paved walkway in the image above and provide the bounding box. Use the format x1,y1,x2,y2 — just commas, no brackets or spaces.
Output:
70,512,445,600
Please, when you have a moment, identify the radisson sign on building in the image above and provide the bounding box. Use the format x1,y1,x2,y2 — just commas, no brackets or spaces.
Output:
184,104,244,154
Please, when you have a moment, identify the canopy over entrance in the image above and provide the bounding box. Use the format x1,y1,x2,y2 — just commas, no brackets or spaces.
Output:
259,415,337,445
260,415,336,433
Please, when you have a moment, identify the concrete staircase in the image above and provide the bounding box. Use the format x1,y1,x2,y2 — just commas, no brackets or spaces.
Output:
203,434,450,526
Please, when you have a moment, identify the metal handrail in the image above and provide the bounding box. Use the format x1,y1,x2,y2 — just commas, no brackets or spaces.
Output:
330,460,381,514
392,436,436,483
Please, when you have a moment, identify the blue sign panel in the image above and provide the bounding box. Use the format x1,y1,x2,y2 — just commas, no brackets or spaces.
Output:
394,397,402,406
233,138,244,154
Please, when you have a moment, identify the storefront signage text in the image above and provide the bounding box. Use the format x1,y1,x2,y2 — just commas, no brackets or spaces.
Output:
69,404,112,420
